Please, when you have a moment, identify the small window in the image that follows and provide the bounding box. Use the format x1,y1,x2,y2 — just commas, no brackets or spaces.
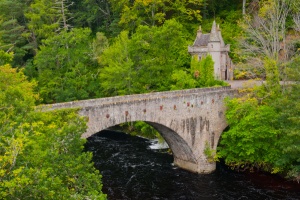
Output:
211,44,213,48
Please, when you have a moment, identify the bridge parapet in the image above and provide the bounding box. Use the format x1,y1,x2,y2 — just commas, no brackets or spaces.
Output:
42,86,233,110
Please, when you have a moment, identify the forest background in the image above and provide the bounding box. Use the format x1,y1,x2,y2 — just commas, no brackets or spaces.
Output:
0,0,300,198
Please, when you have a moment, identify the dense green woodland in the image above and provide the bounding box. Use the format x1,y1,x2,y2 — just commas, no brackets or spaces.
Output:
0,0,300,198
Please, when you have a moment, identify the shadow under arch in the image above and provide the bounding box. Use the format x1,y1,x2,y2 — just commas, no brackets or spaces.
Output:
86,120,198,168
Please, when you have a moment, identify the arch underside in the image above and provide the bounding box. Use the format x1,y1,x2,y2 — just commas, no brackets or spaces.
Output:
87,120,198,166
146,121,197,164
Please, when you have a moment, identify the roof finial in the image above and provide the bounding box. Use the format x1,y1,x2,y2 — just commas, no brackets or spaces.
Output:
197,25,202,38
211,20,217,32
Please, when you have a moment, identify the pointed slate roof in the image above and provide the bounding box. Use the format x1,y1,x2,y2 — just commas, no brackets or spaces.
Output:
209,20,220,42
194,34,210,46
192,20,221,47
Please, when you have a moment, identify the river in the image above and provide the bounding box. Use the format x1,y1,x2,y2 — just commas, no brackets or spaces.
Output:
85,130,300,200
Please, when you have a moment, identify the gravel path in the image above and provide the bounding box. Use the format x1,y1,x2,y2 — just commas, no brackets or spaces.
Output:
225,80,295,89
225,80,264,89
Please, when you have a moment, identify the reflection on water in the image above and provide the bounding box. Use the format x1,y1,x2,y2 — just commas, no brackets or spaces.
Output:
85,130,300,200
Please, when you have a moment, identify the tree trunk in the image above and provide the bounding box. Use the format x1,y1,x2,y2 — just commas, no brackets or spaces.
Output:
242,0,246,15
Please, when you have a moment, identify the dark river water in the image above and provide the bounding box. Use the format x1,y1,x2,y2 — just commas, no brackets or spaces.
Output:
85,130,300,200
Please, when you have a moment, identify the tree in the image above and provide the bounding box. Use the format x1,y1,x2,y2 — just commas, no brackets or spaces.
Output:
129,19,190,92
0,64,106,199
220,79,300,181
167,0,202,24
99,31,135,96
237,0,293,78
274,86,300,181
217,0,300,178
109,0,203,33
242,0,246,15
218,95,282,172
291,0,300,32
119,0,166,28
218,39,300,181
0,0,32,66
71,0,117,35
99,19,191,96
33,28,102,103
198,55,216,86
25,0,73,48
171,54,227,90
170,69,196,90
92,32,109,61
0,50,13,65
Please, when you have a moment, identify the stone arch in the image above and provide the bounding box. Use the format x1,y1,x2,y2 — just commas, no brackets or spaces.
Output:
84,118,198,169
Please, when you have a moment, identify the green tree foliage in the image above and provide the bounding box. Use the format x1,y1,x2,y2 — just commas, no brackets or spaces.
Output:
92,32,109,61
0,0,248,68
274,56,300,180
0,50,13,65
218,96,282,172
274,86,300,180
171,55,227,90
99,31,135,96
99,19,190,96
0,18,27,66
217,0,300,181
33,28,102,103
197,54,215,86
170,69,197,90
129,19,190,92
109,0,203,33
121,0,167,27
201,0,241,19
264,58,281,96
25,0,73,46
120,121,163,140
71,0,119,36
168,0,202,24
0,0,32,66
218,57,300,181
0,64,106,199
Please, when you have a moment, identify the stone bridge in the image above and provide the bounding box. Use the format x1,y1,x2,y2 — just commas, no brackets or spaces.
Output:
43,86,237,174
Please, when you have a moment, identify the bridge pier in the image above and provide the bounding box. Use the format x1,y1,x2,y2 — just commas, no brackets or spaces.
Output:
174,158,216,174
148,121,219,174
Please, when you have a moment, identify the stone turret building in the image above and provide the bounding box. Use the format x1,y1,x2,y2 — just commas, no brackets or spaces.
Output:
188,21,233,80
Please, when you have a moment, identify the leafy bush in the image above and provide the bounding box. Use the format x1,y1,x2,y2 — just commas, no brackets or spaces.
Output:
218,58,300,180
0,64,106,199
